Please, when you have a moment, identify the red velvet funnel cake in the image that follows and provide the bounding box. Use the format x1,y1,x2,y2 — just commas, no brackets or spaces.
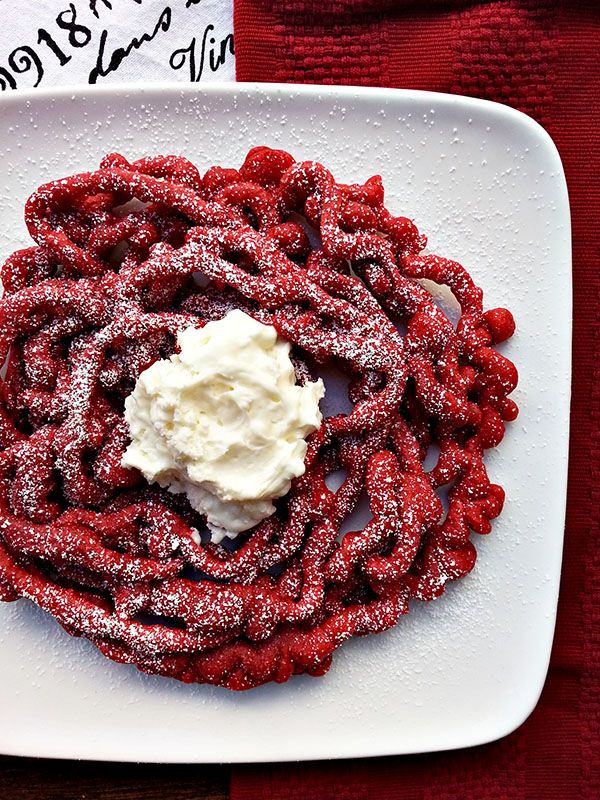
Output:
0,148,517,689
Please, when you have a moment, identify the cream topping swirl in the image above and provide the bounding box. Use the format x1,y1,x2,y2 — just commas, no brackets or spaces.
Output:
121,310,325,541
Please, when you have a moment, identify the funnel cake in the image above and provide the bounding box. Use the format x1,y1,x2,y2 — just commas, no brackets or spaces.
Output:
0,148,518,689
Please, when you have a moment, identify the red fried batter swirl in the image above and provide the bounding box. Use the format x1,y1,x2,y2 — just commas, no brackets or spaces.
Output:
0,148,518,689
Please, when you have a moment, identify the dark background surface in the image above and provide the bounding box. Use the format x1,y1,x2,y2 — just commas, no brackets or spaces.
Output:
0,757,229,799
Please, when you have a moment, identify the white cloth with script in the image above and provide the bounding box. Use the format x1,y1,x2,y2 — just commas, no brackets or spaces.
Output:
0,0,234,91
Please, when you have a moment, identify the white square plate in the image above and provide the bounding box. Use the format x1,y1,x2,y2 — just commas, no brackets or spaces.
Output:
0,83,570,762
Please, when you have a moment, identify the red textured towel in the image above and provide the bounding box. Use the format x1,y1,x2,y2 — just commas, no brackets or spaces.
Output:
231,1,600,797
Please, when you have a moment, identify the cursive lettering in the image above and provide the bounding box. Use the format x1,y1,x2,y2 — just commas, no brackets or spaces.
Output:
89,6,172,83
89,0,113,18
8,46,43,88
169,24,234,82
0,67,16,91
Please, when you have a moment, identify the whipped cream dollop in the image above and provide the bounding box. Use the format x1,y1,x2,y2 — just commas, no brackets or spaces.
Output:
121,310,325,542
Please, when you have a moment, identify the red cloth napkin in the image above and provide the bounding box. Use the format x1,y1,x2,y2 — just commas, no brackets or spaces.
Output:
231,1,600,797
